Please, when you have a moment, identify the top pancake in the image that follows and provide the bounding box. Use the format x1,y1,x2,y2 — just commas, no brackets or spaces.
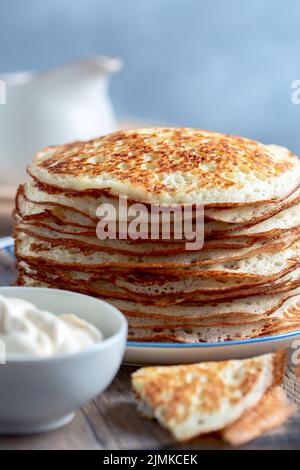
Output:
28,128,300,205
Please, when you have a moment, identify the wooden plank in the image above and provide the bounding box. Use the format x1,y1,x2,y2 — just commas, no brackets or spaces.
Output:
81,366,173,450
0,411,102,450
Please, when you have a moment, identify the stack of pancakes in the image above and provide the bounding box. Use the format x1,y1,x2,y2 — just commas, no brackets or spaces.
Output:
14,128,300,342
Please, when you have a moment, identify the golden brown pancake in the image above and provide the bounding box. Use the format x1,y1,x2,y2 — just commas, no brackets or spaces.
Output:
131,352,290,441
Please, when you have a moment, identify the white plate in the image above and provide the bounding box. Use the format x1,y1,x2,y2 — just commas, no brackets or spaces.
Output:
2,237,300,365
125,333,300,365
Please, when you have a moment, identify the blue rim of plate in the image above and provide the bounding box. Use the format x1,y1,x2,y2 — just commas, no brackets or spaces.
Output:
2,237,300,349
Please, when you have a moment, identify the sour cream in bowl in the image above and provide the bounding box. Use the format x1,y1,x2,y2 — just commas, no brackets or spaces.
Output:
0,295,103,356
0,286,127,434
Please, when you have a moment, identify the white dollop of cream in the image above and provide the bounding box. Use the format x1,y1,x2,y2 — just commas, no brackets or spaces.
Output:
0,295,103,356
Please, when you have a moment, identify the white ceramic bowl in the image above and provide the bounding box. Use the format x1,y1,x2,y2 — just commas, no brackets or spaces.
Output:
0,286,127,435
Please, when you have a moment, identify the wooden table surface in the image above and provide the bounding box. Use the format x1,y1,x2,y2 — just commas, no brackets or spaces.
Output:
0,363,299,450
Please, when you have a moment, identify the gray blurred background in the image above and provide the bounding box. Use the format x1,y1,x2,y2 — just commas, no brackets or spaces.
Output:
0,0,300,151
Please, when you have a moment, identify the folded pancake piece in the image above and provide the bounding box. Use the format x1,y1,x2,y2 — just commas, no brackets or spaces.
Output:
16,223,208,257
221,386,296,446
131,352,286,441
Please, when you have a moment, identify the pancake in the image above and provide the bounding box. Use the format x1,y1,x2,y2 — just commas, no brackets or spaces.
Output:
18,257,300,293
16,186,95,228
29,129,300,205
14,232,300,277
221,386,296,446
125,292,300,328
15,223,300,264
107,288,300,320
131,352,286,441
111,265,300,297
206,186,300,225
18,271,135,302
220,202,300,238
127,319,300,342
22,181,132,223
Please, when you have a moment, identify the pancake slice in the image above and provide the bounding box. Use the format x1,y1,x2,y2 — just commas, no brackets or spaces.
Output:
221,386,296,446
131,352,286,441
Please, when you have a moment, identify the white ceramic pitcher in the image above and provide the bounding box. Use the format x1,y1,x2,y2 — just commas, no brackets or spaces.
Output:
0,56,122,184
